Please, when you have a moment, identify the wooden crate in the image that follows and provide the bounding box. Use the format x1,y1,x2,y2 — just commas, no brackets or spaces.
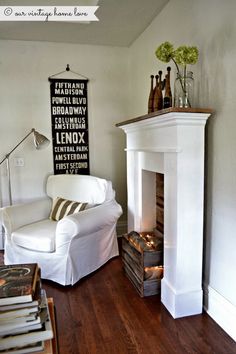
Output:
122,233,163,297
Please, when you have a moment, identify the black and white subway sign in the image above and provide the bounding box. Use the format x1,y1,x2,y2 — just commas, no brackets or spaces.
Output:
49,78,89,175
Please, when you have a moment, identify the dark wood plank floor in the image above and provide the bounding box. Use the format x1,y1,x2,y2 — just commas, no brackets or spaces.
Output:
1,252,236,354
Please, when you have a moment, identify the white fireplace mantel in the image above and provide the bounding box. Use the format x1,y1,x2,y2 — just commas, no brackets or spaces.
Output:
117,108,212,318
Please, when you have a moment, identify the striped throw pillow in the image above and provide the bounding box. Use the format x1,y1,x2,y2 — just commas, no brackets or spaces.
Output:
49,197,87,221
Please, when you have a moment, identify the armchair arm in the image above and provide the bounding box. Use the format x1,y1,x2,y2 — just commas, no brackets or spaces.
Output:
55,199,122,250
1,198,52,236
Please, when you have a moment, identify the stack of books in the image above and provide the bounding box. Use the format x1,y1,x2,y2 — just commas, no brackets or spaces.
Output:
0,264,55,354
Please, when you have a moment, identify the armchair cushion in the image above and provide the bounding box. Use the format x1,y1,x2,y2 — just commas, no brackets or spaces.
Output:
49,197,87,221
12,219,57,252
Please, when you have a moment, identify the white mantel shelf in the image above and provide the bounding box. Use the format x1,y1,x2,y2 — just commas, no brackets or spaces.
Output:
117,108,213,319
116,107,213,128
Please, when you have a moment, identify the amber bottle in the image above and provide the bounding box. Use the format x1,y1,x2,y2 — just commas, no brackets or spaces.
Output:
148,75,155,113
153,75,158,111
153,72,163,111
163,66,172,108
157,71,163,110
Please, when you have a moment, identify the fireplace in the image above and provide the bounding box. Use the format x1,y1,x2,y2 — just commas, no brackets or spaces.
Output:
117,108,212,318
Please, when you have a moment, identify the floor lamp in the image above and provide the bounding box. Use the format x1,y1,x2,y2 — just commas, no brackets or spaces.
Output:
0,128,50,205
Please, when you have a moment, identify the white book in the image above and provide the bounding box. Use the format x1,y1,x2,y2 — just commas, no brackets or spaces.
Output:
0,340,44,353
0,301,39,312
0,322,42,337
0,315,40,335
0,298,53,351
0,306,38,318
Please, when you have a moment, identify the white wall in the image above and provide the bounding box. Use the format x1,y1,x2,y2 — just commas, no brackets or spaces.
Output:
0,40,128,221
128,0,236,341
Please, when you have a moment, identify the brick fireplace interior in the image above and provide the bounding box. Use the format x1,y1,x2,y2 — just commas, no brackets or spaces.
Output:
156,173,164,238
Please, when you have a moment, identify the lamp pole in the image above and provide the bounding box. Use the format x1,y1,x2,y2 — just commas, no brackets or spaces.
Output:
5,155,12,205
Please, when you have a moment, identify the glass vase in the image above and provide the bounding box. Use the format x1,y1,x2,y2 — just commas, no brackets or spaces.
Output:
174,71,194,108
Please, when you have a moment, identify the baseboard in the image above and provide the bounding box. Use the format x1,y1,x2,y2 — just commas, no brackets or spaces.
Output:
116,220,127,237
161,278,203,318
203,284,236,342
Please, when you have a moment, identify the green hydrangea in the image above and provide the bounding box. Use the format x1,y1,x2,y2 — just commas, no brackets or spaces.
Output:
173,46,198,65
155,42,199,67
155,41,174,63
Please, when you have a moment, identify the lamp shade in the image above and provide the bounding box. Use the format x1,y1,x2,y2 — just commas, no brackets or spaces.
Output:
33,129,50,150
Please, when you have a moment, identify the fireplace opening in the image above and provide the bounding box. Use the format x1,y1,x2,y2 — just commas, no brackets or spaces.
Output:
141,170,164,287
141,169,164,239
120,170,165,297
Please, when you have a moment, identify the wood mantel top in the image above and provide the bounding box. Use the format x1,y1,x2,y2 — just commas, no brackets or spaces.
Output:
116,107,213,127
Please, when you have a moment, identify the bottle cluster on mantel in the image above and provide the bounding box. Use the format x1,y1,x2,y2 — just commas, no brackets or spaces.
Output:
148,66,172,113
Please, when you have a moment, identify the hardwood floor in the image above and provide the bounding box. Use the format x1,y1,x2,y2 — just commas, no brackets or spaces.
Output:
43,257,236,354
1,252,236,353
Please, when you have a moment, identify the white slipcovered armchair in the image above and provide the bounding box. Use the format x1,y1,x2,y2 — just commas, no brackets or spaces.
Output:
1,174,122,285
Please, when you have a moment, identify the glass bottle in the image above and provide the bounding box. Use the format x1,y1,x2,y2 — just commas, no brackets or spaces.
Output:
174,71,194,108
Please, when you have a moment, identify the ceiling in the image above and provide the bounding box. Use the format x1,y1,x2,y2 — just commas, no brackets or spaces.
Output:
0,0,169,47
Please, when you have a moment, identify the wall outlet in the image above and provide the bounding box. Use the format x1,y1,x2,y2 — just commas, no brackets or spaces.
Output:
14,157,24,167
